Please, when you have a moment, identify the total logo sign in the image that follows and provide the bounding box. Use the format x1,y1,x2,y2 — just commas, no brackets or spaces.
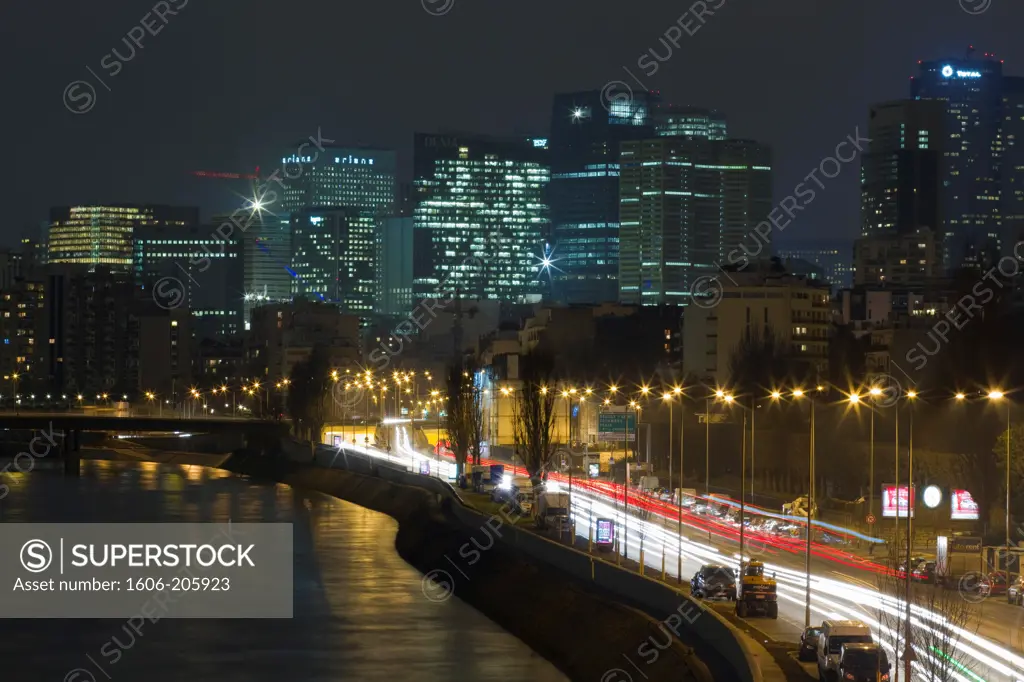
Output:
942,65,982,79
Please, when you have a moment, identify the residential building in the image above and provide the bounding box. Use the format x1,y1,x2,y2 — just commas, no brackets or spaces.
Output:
247,299,361,386
682,264,831,383
853,227,939,288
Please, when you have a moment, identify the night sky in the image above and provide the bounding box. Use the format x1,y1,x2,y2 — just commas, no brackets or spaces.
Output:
4,0,1020,247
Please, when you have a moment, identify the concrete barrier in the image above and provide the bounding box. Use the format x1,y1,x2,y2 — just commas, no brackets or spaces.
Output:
289,438,762,682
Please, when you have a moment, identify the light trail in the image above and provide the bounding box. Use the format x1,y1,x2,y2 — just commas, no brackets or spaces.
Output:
350,430,1024,682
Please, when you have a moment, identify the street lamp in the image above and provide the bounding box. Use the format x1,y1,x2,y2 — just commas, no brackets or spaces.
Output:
791,386,819,627
902,388,918,682
987,390,1011,553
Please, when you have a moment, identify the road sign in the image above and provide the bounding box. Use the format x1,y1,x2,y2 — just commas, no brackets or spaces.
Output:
866,514,876,525
598,411,636,442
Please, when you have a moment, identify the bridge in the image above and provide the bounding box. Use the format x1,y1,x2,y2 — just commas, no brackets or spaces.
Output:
0,412,287,473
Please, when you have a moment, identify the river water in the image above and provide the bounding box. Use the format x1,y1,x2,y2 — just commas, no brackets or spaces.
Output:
0,458,567,682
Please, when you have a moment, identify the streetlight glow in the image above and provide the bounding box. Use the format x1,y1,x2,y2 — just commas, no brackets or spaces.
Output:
989,390,1005,400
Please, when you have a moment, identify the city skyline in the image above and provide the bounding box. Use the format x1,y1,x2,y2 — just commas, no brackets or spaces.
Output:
6,0,1021,247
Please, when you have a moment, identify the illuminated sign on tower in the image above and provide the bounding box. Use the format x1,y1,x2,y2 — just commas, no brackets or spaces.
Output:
941,65,982,79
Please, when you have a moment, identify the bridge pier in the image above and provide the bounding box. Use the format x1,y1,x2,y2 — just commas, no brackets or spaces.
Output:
63,429,80,476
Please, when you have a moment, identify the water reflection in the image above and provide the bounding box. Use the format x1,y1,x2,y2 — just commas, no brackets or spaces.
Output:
1,460,566,682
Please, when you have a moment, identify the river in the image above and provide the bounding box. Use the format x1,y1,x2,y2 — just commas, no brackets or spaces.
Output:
0,458,568,682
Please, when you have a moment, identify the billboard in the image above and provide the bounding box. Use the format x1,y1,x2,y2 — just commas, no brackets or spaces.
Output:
881,484,915,518
596,518,615,545
951,489,980,520
598,412,636,442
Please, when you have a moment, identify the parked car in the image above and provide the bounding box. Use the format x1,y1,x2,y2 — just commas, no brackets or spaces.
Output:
690,564,737,600
798,626,822,661
986,571,1009,597
1007,575,1024,605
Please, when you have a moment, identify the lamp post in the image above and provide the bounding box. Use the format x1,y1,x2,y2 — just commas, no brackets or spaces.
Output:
987,391,1012,553
902,389,918,682
869,386,883,535
791,386,818,628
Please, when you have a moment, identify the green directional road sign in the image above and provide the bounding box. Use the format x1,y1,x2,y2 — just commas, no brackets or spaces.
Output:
598,412,636,442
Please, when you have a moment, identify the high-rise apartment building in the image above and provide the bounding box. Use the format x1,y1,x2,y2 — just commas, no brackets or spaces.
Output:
413,133,549,302
618,138,772,305
910,52,1024,269
48,205,197,272
290,208,376,317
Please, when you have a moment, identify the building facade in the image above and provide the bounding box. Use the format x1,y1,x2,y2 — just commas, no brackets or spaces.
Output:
852,227,939,288
290,208,376,318
682,267,831,383
618,138,772,305
134,223,245,338
376,217,414,316
48,205,197,272
548,90,660,304
776,242,854,289
413,133,550,302
652,104,728,140
911,53,1024,270
279,147,397,217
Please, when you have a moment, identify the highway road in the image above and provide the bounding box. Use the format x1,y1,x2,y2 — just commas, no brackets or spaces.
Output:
373,425,1024,682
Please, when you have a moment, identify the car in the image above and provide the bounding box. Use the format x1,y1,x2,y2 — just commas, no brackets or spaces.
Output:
1008,575,1024,605
817,620,872,682
691,564,737,600
838,642,890,682
986,571,1009,597
798,626,822,661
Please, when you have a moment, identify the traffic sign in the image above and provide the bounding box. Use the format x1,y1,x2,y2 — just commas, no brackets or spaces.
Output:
866,514,876,525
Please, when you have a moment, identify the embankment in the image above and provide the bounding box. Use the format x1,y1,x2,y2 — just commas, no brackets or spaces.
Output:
223,453,712,682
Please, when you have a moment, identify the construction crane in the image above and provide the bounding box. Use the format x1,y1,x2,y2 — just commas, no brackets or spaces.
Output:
189,167,260,180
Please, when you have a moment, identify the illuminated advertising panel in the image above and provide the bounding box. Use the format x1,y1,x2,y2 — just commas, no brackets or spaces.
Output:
951,489,980,520
595,518,615,545
881,484,915,518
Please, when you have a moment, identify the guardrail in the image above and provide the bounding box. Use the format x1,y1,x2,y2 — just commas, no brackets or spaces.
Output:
287,437,760,682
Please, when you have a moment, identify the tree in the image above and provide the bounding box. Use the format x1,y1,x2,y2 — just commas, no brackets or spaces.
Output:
875,547,980,682
286,344,332,442
727,323,805,395
992,423,1024,540
512,349,558,484
444,356,482,480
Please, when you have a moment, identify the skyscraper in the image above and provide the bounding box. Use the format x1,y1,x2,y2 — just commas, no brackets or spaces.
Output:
413,133,549,302
48,205,197,272
290,208,376,317
236,213,291,328
860,100,945,243
618,138,772,306
376,217,414,316
547,90,659,304
134,223,245,338
910,52,1024,269
652,104,728,140
279,147,396,217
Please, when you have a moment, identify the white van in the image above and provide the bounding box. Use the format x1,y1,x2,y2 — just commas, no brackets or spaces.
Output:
817,620,872,682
